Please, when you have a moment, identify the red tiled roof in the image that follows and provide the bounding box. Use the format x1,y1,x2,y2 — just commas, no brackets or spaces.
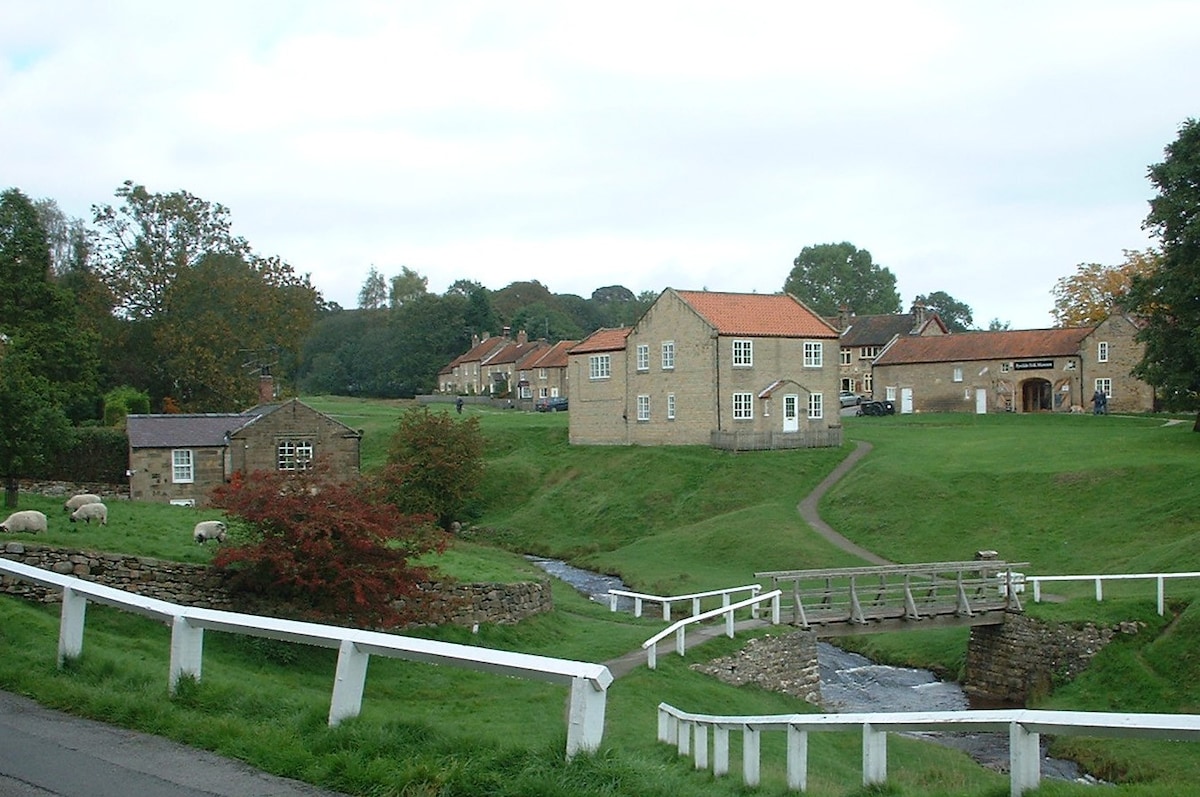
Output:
484,341,549,366
874,328,1094,365
675,290,839,338
570,327,631,354
530,340,577,369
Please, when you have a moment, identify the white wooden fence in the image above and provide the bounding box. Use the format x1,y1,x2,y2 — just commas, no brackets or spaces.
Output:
608,584,763,621
1029,571,1200,616
0,558,613,758
642,590,782,669
657,702,1200,796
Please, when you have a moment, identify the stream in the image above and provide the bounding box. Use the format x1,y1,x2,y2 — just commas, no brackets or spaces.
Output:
527,556,1093,784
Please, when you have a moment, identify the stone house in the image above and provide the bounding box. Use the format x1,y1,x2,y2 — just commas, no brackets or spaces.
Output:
831,306,949,398
126,398,363,506
528,339,577,404
438,333,510,395
568,290,843,448
870,313,1153,414
480,332,550,404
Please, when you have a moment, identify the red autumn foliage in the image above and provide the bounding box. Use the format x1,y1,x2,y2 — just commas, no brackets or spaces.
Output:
209,462,448,627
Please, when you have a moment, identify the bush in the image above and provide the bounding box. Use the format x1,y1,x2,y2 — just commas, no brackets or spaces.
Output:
102,386,150,427
35,426,128,483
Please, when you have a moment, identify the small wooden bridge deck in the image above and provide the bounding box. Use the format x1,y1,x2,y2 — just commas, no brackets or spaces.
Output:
755,561,1027,637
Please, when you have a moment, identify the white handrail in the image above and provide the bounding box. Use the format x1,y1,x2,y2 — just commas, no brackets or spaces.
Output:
608,583,762,621
641,590,781,669
1028,571,1200,615
657,702,1200,795
0,558,612,759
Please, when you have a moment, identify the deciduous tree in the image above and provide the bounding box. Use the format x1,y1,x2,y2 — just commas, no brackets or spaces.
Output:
1051,250,1161,328
912,291,973,332
784,242,901,316
358,266,388,310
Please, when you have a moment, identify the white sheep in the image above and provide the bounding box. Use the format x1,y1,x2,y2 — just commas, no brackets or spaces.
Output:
64,493,102,513
1,510,48,534
194,520,227,544
70,502,108,526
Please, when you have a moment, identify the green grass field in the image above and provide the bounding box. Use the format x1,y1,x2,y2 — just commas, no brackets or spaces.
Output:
2,402,1199,795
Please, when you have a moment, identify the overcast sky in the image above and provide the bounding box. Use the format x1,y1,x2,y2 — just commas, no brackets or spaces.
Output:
5,2,1198,329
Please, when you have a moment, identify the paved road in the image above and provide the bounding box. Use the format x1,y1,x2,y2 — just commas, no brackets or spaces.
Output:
0,690,350,797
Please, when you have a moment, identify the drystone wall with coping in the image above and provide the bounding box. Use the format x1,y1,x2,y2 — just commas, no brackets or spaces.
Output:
690,629,822,705
0,542,552,629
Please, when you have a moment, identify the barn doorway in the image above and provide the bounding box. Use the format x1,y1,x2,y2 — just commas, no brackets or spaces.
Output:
1020,378,1052,412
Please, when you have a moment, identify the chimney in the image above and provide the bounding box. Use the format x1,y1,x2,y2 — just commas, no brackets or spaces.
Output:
471,334,480,348
912,300,927,329
502,326,512,339
517,329,528,345
259,374,275,405
837,305,853,332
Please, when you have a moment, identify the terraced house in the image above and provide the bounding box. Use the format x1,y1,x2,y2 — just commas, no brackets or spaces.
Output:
568,289,842,448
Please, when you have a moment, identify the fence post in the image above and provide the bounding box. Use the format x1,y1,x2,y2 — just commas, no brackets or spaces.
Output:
772,591,781,625
694,723,709,770
862,722,888,785
566,675,608,759
168,615,204,693
657,705,671,743
57,586,87,667
750,586,760,619
1095,577,1103,602
1010,721,1041,795
675,627,686,657
786,725,808,791
647,641,657,670
725,606,735,638
1157,576,1165,616
677,720,692,755
713,726,729,776
634,597,643,617
329,639,370,726
743,725,761,787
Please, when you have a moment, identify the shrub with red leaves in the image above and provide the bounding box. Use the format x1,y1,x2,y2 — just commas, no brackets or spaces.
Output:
209,462,447,628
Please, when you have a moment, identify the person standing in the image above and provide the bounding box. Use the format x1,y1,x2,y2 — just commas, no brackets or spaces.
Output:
455,397,464,414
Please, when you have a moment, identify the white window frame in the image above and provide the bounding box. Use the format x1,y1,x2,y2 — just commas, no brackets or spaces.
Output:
804,341,823,368
636,344,649,372
277,439,313,471
732,340,753,367
538,368,547,380
661,341,675,370
840,347,852,366
732,392,754,419
860,345,882,359
171,449,194,484
1098,341,1109,363
863,373,873,394
952,367,963,382
886,385,897,401
1095,377,1112,397
666,393,676,420
808,392,824,419
636,394,650,422
589,354,611,380
1000,362,1011,373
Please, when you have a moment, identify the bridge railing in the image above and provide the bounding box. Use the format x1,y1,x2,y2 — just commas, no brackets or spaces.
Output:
657,702,1200,795
1028,571,1200,615
641,590,781,669
608,584,763,621
0,558,612,759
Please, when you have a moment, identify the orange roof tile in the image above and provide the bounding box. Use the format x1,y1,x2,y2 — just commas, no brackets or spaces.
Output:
530,340,578,369
675,290,839,338
874,328,1093,365
570,327,631,354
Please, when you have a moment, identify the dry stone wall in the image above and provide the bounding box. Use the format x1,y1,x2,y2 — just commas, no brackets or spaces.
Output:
691,630,822,705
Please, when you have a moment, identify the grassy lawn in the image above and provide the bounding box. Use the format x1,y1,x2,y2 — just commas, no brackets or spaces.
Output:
2,402,1199,795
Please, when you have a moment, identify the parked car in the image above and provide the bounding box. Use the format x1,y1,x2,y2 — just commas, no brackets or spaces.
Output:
535,396,568,412
838,391,863,408
856,400,895,417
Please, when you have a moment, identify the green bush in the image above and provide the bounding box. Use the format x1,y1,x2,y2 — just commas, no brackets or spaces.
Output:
37,426,128,483
102,386,151,427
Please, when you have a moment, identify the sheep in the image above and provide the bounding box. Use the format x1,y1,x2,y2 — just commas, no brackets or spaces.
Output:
1,510,48,534
64,493,103,513
194,520,227,544
69,502,108,526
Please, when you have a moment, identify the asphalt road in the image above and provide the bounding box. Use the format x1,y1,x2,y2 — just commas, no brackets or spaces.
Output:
0,690,350,797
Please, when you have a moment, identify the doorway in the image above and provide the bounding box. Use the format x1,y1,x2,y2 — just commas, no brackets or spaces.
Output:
1020,378,1052,412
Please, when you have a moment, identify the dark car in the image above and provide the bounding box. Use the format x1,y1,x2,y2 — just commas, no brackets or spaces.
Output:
856,400,895,417
536,396,568,412
838,391,863,408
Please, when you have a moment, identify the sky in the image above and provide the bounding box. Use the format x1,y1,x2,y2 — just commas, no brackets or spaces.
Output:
4,1,1199,330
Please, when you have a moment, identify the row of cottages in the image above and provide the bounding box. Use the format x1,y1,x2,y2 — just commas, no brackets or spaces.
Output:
126,395,362,506
567,289,843,449
437,330,576,407
871,312,1154,414
831,304,949,398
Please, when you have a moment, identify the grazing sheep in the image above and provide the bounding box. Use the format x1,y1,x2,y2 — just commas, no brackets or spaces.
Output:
194,520,227,544
70,502,108,526
64,493,103,513
1,510,48,534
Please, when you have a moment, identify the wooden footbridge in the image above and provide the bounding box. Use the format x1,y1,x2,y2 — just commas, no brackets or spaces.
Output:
754,560,1027,637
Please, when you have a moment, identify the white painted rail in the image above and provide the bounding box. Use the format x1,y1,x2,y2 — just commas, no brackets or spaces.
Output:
641,590,781,669
657,702,1200,796
0,558,612,758
609,583,763,621
1028,571,1200,616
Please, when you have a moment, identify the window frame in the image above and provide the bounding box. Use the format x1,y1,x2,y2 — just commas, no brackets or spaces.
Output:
277,439,314,471
732,392,754,419
808,392,824,420
732,339,753,367
1095,377,1112,397
636,394,650,422
636,344,649,372
171,449,194,484
840,347,852,366
1097,341,1109,363
952,366,964,383
804,341,823,368
661,340,675,370
588,354,611,380
666,392,676,420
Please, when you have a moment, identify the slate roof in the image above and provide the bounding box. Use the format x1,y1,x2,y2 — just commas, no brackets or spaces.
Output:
570,327,631,354
838,313,946,346
127,413,253,448
874,328,1094,365
674,290,839,338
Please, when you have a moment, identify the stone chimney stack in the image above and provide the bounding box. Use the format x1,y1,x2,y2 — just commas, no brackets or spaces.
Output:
912,300,927,329
258,373,275,405
837,305,854,332
471,333,480,348
502,325,512,339
517,329,528,345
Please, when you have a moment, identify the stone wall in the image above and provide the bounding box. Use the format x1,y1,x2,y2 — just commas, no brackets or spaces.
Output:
964,614,1143,705
0,542,551,629
691,630,822,705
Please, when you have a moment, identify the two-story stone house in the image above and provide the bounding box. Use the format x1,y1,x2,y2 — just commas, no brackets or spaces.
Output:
831,305,949,398
481,332,550,403
568,290,842,448
528,339,577,404
438,333,510,395
870,313,1153,414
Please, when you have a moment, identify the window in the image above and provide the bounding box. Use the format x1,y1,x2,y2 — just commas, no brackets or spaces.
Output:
277,440,313,471
863,373,873,394
661,341,675,370
952,367,963,382
538,368,547,380
1000,362,1011,373
841,378,854,392
667,393,676,420
840,347,851,366
885,385,897,401
636,394,650,421
589,354,611,379
804,341,823,368
859,345,882,359
808,392,824,419
1065,360,1077,371
539,387,548,399
171,449,194,484
1095,378,1112,397
732,392,754,419
1098,341,1109,363
733,340,753,367
636,344,649,371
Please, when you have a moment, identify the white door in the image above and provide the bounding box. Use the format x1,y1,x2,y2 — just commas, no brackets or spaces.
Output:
975,388,988,414
782,395,799,432
900,388,913,414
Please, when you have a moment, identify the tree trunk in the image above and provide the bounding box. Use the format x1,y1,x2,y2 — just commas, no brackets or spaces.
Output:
4,475,18,509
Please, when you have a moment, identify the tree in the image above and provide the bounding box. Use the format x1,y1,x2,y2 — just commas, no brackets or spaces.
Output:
388,266,428,309
1127,118,1200,424
33,198,90,277
1051,250,1161,328
210,464,447,627
987,318,1011,331
784,242,901,316
912,291,973,333
358,266,388,310
376,406,484,529
0,351,69,507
